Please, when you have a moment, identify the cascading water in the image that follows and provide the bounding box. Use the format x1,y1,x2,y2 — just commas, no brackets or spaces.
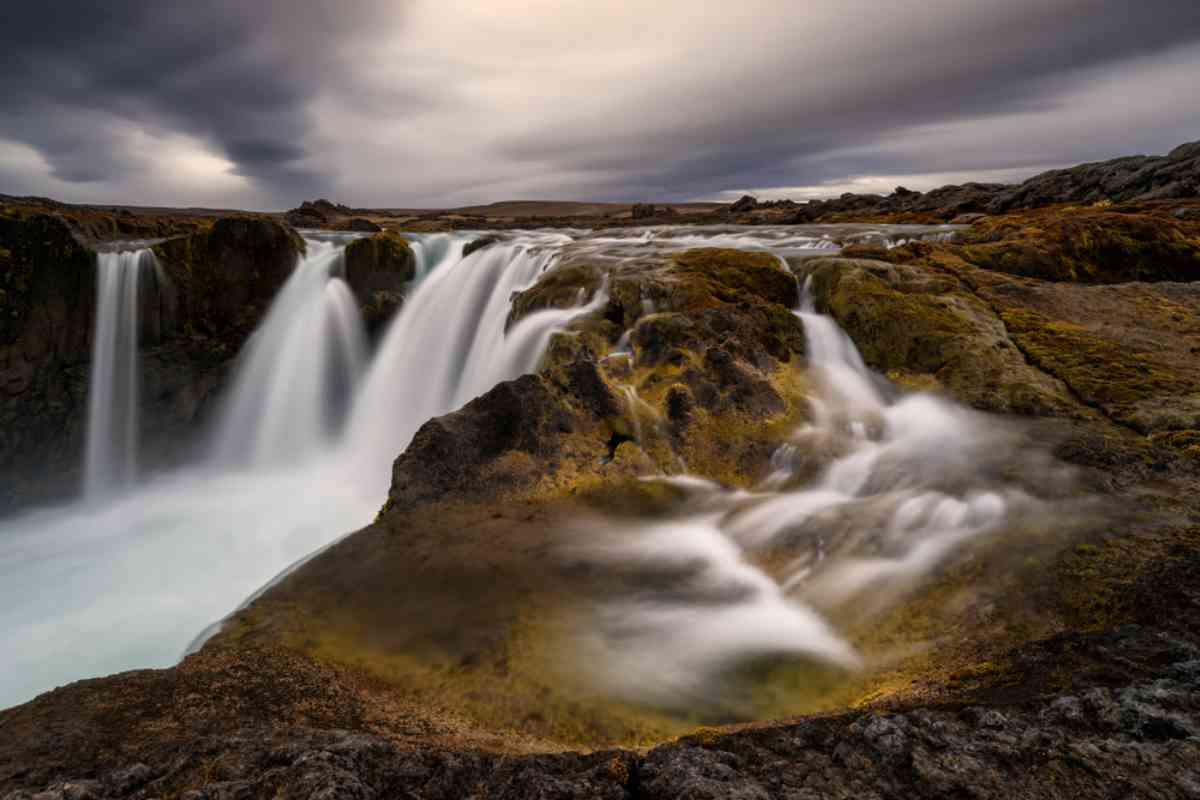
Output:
212,236,368,467
84,249,154,498
0,228,605,709
0,222,999,712
344,232,607,493
564,277,1072,710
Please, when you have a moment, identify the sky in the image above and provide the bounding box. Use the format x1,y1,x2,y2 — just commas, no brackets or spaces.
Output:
1,1,1199,210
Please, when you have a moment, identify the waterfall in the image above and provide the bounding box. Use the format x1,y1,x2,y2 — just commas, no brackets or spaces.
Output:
211,237,368,467
1,223,996,713
343,232,606,494
0,228,605,709
84,249,154,498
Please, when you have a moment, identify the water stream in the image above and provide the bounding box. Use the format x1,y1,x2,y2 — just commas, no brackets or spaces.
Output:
84,249,154,497
0,223,975,710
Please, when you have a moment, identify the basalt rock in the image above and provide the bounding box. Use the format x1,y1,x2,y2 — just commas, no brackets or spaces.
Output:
343,230,416,333
800,236,1200,434
463,235,498,258
155,216,305,338
388,370,617,509
0,213,98,507
0,213,304,511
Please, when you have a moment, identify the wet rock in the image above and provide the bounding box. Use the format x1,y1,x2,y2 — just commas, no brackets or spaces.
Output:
665,384,695,428
632,313,700,366
702,346,784,416
631,203,658,220
797,256,1078,416
463,235,499,258
156,216,305,335
0,213,98,507
343,230,415,333
388,374,602,507
342,231,415,292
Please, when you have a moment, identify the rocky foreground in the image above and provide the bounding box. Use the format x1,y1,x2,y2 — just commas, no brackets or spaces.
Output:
2,145,1200,798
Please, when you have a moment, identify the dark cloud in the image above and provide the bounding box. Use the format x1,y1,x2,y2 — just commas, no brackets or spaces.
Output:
489,0,1200,200
0,0,1198,207
0,0,407,204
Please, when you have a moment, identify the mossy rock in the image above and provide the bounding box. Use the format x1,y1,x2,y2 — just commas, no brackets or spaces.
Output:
1000,306,1200,432
153,216,305,359
799,257,1077,416
667,248,799,308
343,230,415,301
959,208,1200,283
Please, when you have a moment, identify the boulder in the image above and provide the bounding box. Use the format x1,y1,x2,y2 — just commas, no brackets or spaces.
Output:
388,372,612,508
343,230,416,332
343,230,415,301
631,203,658,220
463,235,499,258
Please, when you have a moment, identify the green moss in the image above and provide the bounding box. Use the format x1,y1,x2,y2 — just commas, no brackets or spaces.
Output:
1001,307,1194,424
344,230,413,277
669,248,798,308
815,264,975,376
1054,535,1144,629
1151,429,1200,451
960,208,1200,283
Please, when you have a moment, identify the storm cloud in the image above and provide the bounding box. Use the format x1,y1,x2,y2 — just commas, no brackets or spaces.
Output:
1,0,1198,208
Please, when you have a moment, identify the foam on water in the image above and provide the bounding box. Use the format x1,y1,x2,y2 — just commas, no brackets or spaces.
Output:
563,277,1064,708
